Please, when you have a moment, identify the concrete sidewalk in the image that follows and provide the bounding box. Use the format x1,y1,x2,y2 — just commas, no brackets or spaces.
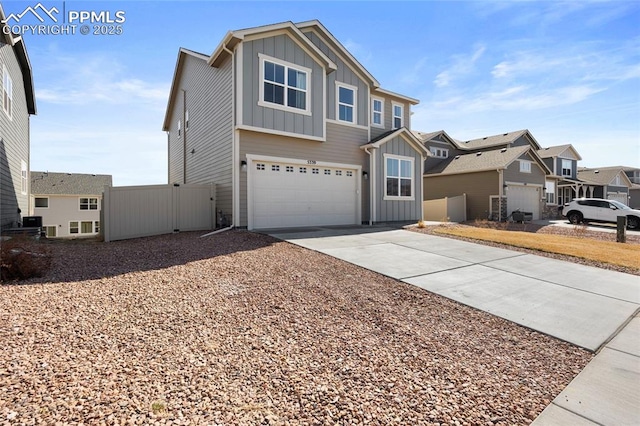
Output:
268,226,640,425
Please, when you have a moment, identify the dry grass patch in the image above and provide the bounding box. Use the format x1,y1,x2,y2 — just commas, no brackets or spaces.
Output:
434,226,640,270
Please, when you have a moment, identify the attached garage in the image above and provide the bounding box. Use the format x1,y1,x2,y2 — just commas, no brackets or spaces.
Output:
607,192,628,206
507,184,541,220
247,156,361,229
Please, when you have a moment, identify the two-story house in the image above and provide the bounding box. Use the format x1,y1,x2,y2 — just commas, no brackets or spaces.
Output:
419,129,551,221
30,171,112,238
0,4,36,231
623,167,640,209
162,20,427,230
537,144,583,210
577,166,632,206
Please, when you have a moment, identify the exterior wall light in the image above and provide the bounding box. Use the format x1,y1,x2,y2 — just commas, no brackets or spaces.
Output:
363,171,369,180
241,160,247,172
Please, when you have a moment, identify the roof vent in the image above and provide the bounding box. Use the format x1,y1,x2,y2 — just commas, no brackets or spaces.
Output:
483,137,488,140
501,148,507,153
476,152,482,156
594,170,600,174
454,155,460,160
503,133,508,136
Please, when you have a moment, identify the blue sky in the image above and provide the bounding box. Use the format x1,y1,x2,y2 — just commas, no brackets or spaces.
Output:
3,0,639,185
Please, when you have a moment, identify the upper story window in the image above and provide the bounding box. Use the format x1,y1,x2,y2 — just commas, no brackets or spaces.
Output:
613,174,621,186
185,110,189,130
371,97,384,127
80,197,99,210
384,154,414,200
337,83,357,124
177,119,182,137
520,160,532,173
2,65,12,118
20,161,27,194
561,159,572,177
392,102,403,129
35,197,49,208
259,54,310,114
429,146,449,159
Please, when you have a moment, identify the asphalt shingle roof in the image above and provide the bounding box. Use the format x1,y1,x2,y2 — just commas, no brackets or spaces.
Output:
31,172,112,195
425,146,530,176
577,167,626,186
537,144,572,159
457,130,529,150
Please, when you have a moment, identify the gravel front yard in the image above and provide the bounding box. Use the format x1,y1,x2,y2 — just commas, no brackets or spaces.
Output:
1,231,592,425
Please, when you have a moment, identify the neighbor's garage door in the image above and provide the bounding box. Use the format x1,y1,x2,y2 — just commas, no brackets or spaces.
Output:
250,158,359,229
507,185,541,220
607,193,628,206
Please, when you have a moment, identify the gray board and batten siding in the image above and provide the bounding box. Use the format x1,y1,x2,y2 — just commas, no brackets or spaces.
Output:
503,152,547,185
167,51,234,224
374,135,423,222
241,35,326,139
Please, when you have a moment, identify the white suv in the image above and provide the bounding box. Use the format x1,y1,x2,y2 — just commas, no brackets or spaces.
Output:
562,198,640,230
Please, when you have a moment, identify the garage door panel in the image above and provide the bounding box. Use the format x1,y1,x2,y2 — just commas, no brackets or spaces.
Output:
507,185,541,220
250,159,359,229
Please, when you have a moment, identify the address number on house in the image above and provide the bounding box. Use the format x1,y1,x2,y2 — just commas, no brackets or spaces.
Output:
307,160,317,165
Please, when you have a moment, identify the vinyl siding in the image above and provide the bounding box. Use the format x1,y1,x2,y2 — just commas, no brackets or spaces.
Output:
242,35,324,138
369,95,412,139
424,171,498,220
31,195,102,237
375,136,422,222
0,43,29,229
504,153,547,185
166,53,233,222
238,122,370,227
303,31,368,127
556,158,577,179
424,140,454,171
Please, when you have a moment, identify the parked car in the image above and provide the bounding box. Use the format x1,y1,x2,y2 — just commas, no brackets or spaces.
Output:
562,198,640,230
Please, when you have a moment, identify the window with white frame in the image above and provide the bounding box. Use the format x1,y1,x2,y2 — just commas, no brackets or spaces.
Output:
260,54,310,113
185,110,189,130
35,197,49,208
44,226,57,238
545,180,556,204
20,161,27,194
613,174,621,186
392,103,403,129
2,65,12,118
70,221,79,234
177,119,182,137
561,159,572,177
337,83,356,123
70,220,99,235
520,160,532,173
371,97,383,127
385,154,414,199
80,197,98,210
429,146,449,159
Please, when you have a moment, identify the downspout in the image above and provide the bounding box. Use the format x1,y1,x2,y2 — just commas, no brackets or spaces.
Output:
182,89,187,184
364,147,375,226
498,169,504,221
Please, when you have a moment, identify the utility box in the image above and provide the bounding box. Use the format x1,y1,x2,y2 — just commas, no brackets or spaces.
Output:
22,216,43,228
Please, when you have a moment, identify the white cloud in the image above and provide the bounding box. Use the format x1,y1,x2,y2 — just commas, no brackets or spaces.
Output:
434,44,486,87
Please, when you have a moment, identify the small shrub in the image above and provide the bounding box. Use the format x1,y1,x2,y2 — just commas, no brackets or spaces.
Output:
573,223,588,238
417,220,426,228
151,401,167,415
0,236,51,282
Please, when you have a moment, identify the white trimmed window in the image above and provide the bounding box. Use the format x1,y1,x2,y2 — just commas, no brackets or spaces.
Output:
613,174,621,186
20,161,27,194
70,220,99,235
520,160,532,173
2,65,12,118
392,102,403,129
337,83,357,123
44,226,57,238
185,110,189,130
259,54,310,114
80,197,98,210
429,146,449,159
545,180,556,204
384,154,414,200
177,119,182,137
371,97,384,127
35,197,49,208
561,159,572,177
70,221,79,234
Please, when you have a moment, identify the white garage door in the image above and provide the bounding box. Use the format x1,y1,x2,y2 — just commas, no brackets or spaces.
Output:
607,193,628,206
249,158,359,229
507,185,541,220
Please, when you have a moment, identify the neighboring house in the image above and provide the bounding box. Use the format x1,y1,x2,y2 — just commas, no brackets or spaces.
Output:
577,166,632,206
0,4,37,231
162,20,427,230
30,171,112,238
537,144,583,208
419,129,552,221
623,167,640,209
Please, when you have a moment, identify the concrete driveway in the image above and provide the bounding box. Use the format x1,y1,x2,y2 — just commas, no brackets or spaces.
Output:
268,226,640,425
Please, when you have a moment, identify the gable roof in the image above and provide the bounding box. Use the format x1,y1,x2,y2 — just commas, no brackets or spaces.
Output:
0,4,36,115
425,145,533,176
577,167,632,187
31,172,112,195
454,129,541,151
537,144,582,160
208,21,337,72
412,129,458,147
361,128,429,155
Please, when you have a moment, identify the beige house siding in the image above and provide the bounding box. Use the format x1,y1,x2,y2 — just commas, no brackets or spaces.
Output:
167,52,234,223
238,122,369,227
504,152,547,185
0,42,30,229
32,194,102,237
424,171,498,220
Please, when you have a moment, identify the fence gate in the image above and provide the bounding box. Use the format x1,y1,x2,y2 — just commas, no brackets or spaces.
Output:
102,184,215,242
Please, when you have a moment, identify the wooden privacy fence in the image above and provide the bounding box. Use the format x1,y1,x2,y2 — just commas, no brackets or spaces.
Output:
102,184,216,242
423,193,467,223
